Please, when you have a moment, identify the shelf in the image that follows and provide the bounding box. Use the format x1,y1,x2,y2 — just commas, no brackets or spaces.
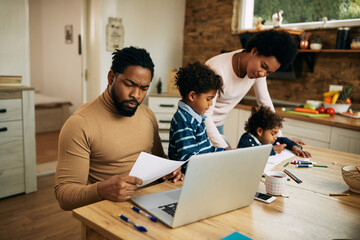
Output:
299,49,360,53
298,49,360,72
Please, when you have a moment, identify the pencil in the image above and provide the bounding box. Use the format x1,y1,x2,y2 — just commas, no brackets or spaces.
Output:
284,169,302,184
284,162,289,167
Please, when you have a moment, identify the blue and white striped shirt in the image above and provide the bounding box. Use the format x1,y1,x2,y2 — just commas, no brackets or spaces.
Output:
168,101,226,165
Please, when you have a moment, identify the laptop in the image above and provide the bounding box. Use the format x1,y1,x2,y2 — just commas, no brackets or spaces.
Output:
131,144,272,228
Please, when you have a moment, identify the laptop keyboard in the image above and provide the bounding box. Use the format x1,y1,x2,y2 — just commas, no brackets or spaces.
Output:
158,202,178,217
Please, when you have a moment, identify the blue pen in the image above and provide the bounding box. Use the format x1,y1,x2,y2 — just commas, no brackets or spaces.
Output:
131,206,157,222
119,214,147,232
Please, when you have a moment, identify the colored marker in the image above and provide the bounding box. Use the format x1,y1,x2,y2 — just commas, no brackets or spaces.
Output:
313,164,328,168
284,169,302,184
131,206,157,222
296,164,313,168
292,161,314,165
284,162,289,167
119,214,147,232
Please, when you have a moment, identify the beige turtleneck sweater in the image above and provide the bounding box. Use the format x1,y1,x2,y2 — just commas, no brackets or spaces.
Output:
55,89,165,210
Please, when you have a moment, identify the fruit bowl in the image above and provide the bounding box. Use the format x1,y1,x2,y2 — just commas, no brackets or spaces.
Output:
342,166,360,194
323,102,351,113
306,100,323,109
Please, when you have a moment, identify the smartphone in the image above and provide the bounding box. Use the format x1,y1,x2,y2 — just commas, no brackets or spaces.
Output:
254,192,276,203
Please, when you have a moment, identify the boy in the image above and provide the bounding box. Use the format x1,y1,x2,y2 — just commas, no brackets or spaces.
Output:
237,106,311,158
168,62,227,172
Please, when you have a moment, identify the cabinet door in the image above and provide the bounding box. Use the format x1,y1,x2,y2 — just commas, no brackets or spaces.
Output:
0,99,22,122
0,167,25,198
148,97,179,114
282,118,331,148
0,121,24,168
224,108,239,148
156,113,174,130
330,127,360,154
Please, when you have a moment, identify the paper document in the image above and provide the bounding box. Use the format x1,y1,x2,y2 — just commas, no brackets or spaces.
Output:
129,152,187,187
264,149,295,173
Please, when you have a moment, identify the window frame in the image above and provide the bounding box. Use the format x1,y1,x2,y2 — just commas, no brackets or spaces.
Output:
232,0,360,32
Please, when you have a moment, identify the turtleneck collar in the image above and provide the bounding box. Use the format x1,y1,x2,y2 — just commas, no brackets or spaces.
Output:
99,86,119,114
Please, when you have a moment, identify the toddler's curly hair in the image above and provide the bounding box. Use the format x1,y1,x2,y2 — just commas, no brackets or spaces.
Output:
245,106,283,136
175,62,223,99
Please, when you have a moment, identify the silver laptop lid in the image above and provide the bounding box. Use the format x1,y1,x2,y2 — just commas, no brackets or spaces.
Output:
171,144,272,227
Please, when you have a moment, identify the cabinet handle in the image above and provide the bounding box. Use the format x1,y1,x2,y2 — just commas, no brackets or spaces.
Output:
0,109,6,113
0,127,7,132
159,104,175,108
161,140,170,143
159,120,171,123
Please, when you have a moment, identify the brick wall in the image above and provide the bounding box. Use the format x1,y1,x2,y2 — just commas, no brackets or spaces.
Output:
183,0,360,109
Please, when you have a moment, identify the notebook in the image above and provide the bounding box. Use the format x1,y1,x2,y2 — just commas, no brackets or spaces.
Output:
131,144,272,228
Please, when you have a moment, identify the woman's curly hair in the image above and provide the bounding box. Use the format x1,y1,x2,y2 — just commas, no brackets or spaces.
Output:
175,62,223,99
245,106,284,136
246,29,298,68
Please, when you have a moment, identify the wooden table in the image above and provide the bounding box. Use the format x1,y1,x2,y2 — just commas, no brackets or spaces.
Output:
73,145,360,240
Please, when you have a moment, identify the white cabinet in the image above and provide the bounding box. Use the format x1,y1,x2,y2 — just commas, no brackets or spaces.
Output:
282,118,331,149
147,94,180,155
330,127,360,154
224,108,250,148
0,87,37,198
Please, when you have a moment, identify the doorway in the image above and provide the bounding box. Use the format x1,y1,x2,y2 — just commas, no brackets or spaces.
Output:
29,0,86,175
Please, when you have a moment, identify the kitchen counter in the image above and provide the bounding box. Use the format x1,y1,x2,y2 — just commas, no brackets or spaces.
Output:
235,104,360,131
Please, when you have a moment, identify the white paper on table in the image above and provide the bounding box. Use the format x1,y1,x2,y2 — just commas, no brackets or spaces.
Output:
264,149,295,174
129,152,188,187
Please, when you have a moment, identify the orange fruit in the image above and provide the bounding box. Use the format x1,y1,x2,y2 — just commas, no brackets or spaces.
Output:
346,98,351,104
324,96,332,103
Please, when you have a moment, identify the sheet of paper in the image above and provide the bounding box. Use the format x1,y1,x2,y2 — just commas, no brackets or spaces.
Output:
129,152,187,187
264,149,295,173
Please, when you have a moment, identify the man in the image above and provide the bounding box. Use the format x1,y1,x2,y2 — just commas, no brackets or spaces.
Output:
55,46,183,211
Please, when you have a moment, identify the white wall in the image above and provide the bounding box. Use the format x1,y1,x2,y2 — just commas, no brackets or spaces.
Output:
98,0,185,95
0,0,30,86
29,0,83,112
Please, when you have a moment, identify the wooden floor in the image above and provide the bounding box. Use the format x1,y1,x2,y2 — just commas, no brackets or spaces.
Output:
36,131,60,164
0,174,81,240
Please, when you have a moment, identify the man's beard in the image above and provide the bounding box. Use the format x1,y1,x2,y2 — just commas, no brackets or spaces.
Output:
111,88,139,117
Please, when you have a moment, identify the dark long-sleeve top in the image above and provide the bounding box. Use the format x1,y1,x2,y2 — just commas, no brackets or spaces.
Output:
237,132,298,155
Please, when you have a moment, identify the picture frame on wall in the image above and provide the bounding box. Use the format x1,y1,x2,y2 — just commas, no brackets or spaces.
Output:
65,25,73,44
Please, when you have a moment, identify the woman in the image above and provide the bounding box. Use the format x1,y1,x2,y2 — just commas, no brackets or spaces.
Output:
205,29,298,148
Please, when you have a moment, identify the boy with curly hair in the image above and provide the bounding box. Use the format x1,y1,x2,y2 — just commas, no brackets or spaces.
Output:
237,106,311,157
168,62,227,172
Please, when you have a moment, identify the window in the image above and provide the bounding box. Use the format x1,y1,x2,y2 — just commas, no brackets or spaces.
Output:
232,0,360,32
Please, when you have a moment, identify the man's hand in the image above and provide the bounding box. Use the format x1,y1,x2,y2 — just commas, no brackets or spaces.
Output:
292,146,312,158
97,175,143,202
273,144,286,154
162,167,184,183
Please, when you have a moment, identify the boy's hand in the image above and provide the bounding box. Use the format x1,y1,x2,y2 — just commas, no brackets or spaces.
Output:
273,144,286,154
162,167,184,183
292,146,312,158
